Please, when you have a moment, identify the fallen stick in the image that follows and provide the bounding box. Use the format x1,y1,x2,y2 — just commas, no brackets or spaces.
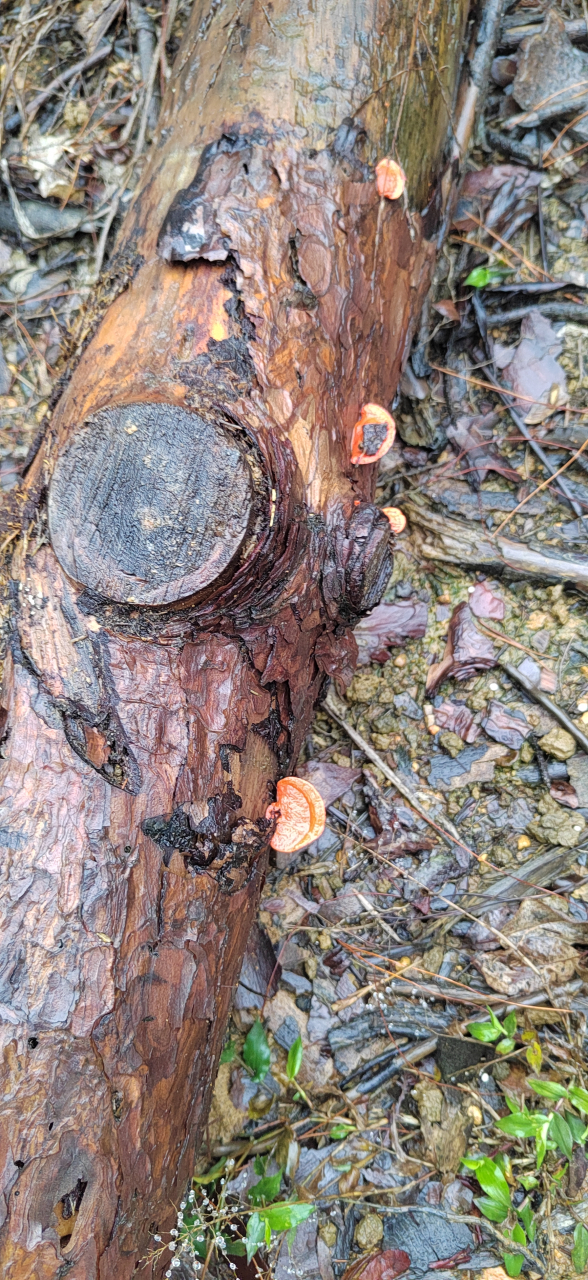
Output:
324,690,462,848
405,496,588,590
501,658,588,754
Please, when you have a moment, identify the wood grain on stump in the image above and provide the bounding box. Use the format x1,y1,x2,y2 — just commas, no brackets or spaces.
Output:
49,403,257,605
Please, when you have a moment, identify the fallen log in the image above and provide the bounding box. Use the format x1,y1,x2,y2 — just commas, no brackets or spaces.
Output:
0,0,470,1274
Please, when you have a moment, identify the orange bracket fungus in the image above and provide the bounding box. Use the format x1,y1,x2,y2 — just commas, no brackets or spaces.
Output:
375,157,406,201
350,402,396,465
382,506,407,534
266,777,326,853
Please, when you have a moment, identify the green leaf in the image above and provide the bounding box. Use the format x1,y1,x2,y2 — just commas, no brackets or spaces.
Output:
567,1111,587,1143
243,1020,271,1083
497,1037,516,1055
512,1224,526,1247
462,1158,511,1211
518,1202,535,1240
474,1195,509,1223
220,1041,236,1064
495,1152,513,1182
536,1120,551,1170
497,1113,542,1139
189,1237,207,1258
246,1213,266,1263
518,1174,538,1191
465,265,512,288
469,1021,501,1043
569,1086,588,1115
330,1123,354,1140
226,1241,247,1256
254,1155,266,1177
249,1173,282,1207
529,1079,568,1101
550,1111,573,1159
572,1223,588,1273
287,1036,303,1082
261,1202,315,1233
503,1252,524,1277
193,1157,227,1184
503,1012,517,1036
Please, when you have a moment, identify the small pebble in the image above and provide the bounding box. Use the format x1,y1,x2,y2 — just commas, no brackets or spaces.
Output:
355,1214,384,1251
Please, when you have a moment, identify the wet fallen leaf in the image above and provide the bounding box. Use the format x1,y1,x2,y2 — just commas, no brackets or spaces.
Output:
354,598,428,664
550,780,579,808
447,413,522,486
426,603,497,694
434,699,480,743
296,760,362,808
432,298,460,322
453,164,542,241
482,699,530,749
344,1250,411,1280
497,311,568,425
469,580,505,621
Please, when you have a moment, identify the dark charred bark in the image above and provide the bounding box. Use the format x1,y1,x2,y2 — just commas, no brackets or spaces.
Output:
0,0,469,1274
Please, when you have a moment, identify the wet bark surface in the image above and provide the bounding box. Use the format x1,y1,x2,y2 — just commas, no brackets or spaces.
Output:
0,0,468,1274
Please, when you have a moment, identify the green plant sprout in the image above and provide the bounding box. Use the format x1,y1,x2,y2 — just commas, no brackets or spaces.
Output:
463,1075,588,1275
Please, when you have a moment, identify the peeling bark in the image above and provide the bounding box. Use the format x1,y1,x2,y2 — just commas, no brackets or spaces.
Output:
0,0,469,1274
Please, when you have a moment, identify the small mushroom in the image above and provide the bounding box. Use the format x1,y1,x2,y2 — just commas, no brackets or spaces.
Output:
350,403,396,465
375,156,406,200
381,506,406,534
266,777,326,853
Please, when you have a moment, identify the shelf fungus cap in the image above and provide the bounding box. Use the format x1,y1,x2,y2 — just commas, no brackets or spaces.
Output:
375,157,406,201
266,777,326,853
350,403,396,466
381,506,406,534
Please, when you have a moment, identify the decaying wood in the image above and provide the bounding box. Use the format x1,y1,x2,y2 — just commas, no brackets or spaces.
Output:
406,494,588,590
0,0,469,1274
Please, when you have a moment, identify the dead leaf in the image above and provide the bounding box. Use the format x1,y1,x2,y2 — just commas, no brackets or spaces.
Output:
432,298,460,322
453,164,542,242
426,603,497,695
550,780,579,808
354,599,428,665
434,699,480,742
498,311,568,425
342,1250,411,1280
296,760,362,808
482,699,530,749
469,580,505,621
447,413,522,486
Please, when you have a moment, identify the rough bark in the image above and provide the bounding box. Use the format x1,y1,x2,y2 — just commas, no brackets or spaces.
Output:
0,0,468,1275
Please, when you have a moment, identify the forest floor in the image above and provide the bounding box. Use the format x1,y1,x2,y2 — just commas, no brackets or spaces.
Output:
3,1,588,1278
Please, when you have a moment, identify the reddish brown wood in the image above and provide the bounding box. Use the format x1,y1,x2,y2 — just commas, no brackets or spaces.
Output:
0,0,469,1274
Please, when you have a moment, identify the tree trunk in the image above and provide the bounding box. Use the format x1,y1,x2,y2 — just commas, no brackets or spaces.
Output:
0,0,468,1274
